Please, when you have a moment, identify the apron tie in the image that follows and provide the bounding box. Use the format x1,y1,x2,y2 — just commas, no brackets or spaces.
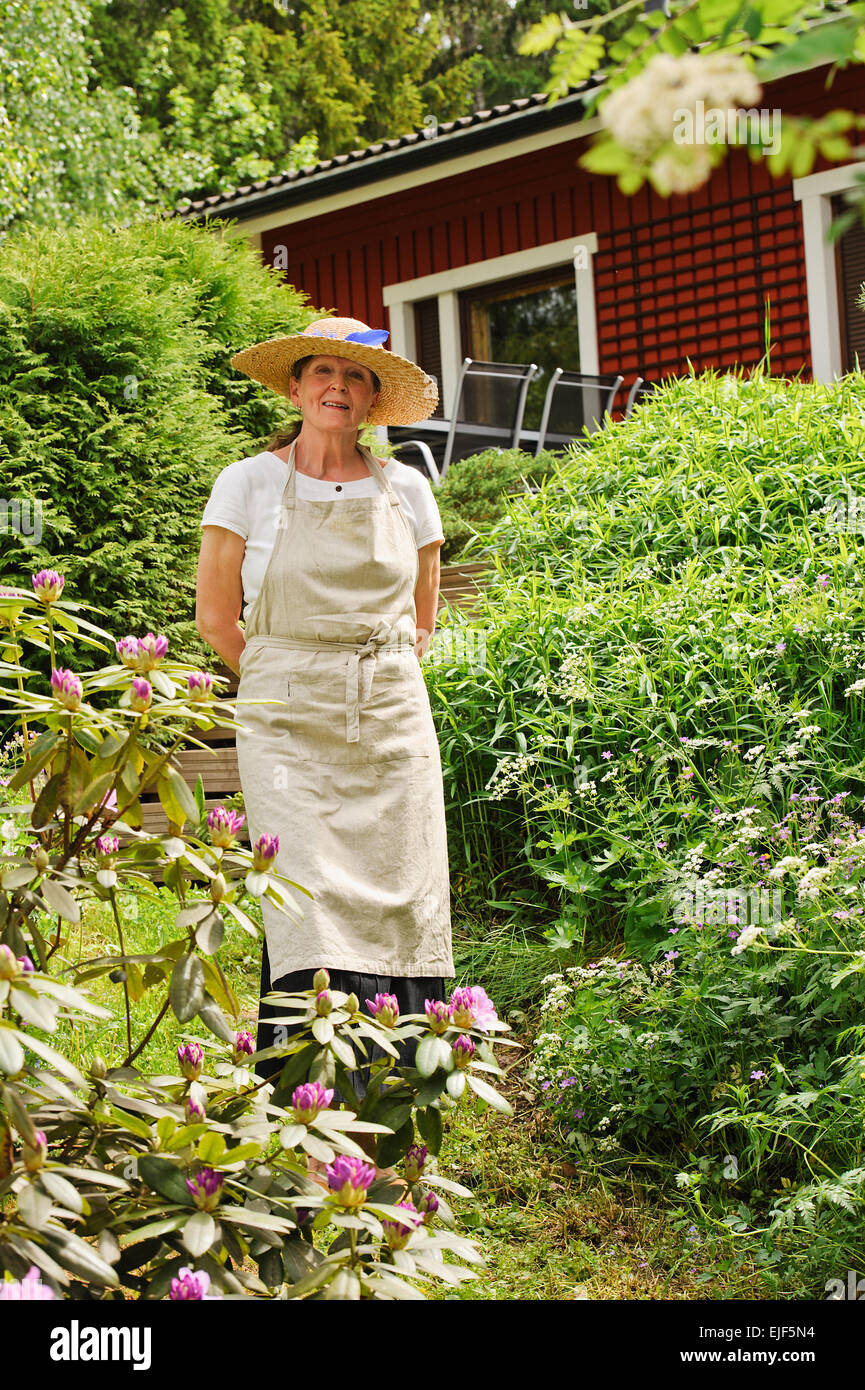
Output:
345,624,393,743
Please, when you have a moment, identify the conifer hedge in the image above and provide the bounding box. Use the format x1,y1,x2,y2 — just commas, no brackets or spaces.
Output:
0,211,314,663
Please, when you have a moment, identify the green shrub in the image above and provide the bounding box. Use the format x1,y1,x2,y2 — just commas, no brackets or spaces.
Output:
434,446,563,563
0,212,314,668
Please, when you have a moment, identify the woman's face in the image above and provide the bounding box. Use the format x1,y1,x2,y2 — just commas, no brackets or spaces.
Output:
289,355,380,433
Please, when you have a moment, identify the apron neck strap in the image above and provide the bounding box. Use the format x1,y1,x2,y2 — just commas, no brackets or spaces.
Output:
283,438,399,508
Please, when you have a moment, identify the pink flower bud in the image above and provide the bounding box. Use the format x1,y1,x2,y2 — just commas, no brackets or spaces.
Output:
404,1143,427,1182
170,1266,216,1300
207,806,245,848
312,967,330,992
186,1168,224,1212
0,945,20,980
291,1081,334,1125
129,677,152,713
366,992,399,1027
325,1155,375,1208
22,1130,47,1173
115,636,140,669
32,570,64,604
251,833,279,871
134,632,169,671
381,1198,421,1250
417,1189,439,1224
425,999,453,1035
233,1030,255,1061
452,1035,476,1070
177,1041,204,1081
187,671,214,703
51,668,82,711
184,1097,206,1123
314,989,333,1017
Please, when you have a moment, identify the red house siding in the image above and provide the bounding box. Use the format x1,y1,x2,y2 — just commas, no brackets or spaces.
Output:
260,66,864,394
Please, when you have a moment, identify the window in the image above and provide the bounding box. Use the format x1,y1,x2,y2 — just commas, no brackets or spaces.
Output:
832,194,865,373
459,267,580,430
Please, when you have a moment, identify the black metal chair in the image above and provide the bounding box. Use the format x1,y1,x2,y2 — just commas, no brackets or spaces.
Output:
623,376,659,418
390,357,540,485
533,369,624,454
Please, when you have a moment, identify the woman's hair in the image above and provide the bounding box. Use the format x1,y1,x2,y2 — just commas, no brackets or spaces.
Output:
265,354,382,452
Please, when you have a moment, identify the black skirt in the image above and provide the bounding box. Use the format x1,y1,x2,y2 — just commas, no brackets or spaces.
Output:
255,935,447,1093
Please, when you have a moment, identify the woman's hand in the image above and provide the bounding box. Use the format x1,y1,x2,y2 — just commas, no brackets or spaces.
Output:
414,627,432,661
196,526,247,674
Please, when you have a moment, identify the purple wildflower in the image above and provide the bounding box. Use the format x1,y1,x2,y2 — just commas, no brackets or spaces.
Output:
186,1169,224,1212
207,805,245,848
32,570,64,604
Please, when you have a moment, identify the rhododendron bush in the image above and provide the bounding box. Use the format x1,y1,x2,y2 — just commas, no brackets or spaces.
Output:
0,574,514,1300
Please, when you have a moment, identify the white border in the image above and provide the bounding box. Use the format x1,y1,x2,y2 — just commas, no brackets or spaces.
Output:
383,234,599,414
793,160,865,382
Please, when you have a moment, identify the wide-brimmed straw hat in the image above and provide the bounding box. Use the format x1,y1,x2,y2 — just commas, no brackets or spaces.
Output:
229,316,438,427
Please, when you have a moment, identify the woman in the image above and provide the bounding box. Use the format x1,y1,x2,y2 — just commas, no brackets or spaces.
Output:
196,316,453,1087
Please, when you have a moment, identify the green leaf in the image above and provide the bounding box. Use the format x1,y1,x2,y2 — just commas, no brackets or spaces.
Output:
756,15,862,80
109,1104,152,1139
71,772,116,817
18,1030,85,1086
465,1072,514,1114
198,991,235,1043
182,1210,216,1256
195,911,225,955
169,953,206,1023
375,1116,414,1170
197,1131,226,1164
42,1228,119,1286
415,1034,446,1078
30,772,63,829
312,1016,334,1045
258,1247,284,1288
38,1169,84,1213
416,1104,443,1155
138,1155,194,1206
446,1070,466,1099
39,877,80,923
329,1032,356,1069
300,1130,335,1163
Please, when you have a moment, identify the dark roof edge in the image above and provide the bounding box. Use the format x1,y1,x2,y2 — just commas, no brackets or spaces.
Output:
175,86,600,224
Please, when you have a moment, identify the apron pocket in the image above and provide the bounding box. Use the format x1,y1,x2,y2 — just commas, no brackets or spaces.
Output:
288,663,433,765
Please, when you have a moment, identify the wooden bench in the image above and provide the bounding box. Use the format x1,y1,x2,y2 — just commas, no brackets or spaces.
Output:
133,561,491,841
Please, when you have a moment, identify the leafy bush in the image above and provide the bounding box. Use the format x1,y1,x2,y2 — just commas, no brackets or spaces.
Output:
433,447,562,564
0,571,513,1299
422,365,865,1279
0,212,314,667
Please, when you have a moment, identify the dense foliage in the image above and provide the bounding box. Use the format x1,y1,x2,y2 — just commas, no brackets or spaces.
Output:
0,213,313,668
426,369,865,1282
0,577,513,1299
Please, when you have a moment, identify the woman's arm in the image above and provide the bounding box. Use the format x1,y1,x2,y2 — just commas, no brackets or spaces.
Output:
195,526,247,675
414,539,442,660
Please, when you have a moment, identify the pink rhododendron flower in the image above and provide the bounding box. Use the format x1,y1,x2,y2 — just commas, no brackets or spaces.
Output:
0,1266,56,1300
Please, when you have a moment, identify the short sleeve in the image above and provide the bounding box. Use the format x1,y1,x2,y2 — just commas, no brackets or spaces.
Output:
200,460,249,539
413,480,445,549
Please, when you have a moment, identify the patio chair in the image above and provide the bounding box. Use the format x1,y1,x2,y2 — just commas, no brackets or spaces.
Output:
391,357,540,485
623,376,659,418
533,369,624,455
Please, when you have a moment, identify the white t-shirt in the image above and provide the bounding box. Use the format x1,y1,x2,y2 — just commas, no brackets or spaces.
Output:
200,450,446,624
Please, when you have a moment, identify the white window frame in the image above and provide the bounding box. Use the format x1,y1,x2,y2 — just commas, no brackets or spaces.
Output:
793,161,865,383
382,234,599,418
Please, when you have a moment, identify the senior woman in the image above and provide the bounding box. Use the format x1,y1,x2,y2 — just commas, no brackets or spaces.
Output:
195,317,453,1086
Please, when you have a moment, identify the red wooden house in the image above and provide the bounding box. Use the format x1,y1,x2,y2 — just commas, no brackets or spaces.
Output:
177,58,865,432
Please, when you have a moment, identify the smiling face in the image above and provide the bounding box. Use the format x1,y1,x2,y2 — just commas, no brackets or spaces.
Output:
289,354,381,434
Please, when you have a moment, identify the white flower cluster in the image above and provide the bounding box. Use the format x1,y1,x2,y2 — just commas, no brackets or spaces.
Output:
600,52,761,192
796,865,832,900
730,924,766,956
485,752,537,801
767,855,809,881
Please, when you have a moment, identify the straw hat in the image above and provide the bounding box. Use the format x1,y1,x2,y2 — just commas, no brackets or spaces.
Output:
229,316,439,427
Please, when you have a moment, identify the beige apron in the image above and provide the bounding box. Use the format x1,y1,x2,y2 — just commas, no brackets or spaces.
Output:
235,438,453,983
